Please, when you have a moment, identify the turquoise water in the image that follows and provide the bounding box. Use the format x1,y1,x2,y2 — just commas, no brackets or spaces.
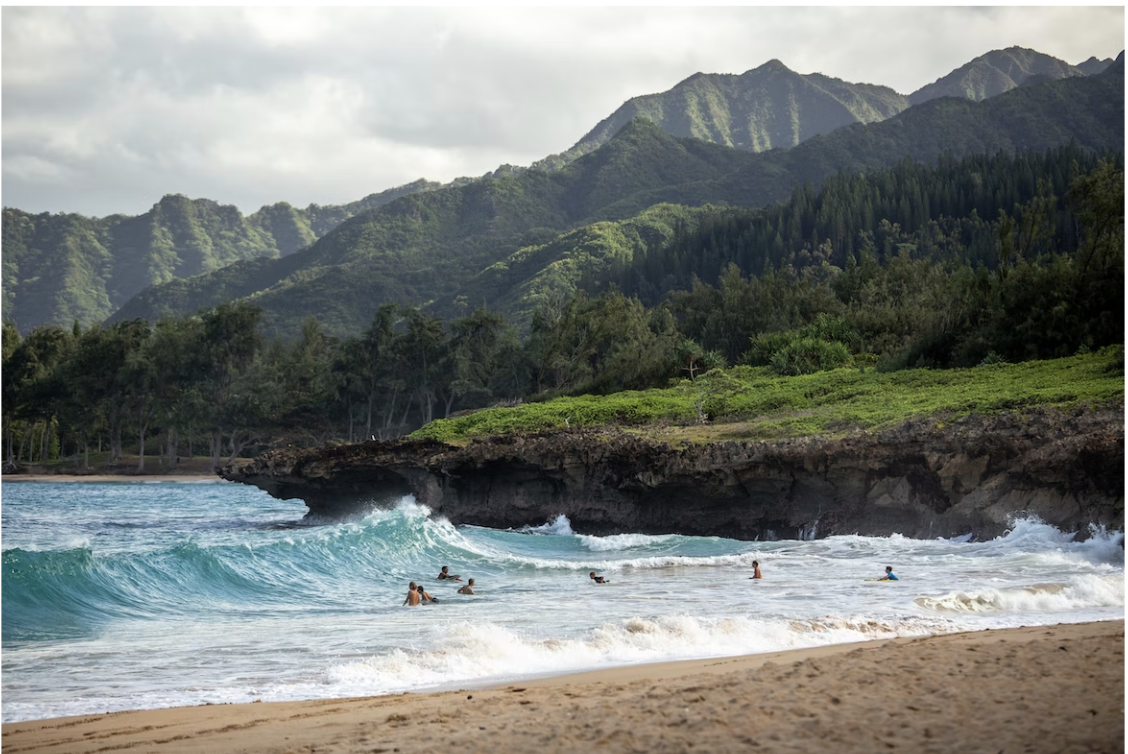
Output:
2,480,1123,723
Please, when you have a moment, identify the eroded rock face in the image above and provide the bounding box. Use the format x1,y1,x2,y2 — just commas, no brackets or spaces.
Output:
222,405,1124,540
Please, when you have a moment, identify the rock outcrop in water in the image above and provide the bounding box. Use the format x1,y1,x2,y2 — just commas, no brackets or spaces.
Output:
221,405,1124,540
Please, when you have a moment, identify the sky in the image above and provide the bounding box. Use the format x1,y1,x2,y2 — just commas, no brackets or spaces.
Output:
2,5,1124,218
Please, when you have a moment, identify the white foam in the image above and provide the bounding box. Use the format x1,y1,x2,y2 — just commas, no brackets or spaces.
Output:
518,514,575,536
915,573,1125,613
325,613,962,697
578,533,676,551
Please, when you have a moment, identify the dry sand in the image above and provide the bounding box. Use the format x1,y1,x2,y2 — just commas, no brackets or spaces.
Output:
3,620,1122,754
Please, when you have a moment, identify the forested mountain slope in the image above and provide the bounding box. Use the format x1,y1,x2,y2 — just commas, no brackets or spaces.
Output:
908,46,1101,105
1,180,444,332
110,58,1124,339
536,48,1107,173
613,55,1125,216
110,120,759,335
1076,55,1116,75
534,59,909,170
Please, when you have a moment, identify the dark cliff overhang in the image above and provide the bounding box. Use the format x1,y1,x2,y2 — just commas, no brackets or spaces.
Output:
222,405,1124,541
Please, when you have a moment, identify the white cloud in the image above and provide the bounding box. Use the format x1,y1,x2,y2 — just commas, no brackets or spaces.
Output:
2,6,1123,217
2,155,75,184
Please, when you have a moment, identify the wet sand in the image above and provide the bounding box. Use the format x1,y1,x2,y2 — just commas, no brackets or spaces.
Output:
2,620,1122,754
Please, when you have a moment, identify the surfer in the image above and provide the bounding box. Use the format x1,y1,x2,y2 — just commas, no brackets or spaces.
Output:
403,582,421,606
878,566,899,581
589,571,609,584
749,560,762,579
457,578,476,595
437,566,462,581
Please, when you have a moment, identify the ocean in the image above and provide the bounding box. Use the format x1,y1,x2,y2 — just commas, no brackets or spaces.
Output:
2,480,1123,724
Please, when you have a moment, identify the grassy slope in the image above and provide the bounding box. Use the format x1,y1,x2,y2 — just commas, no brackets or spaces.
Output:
409,349,1124,444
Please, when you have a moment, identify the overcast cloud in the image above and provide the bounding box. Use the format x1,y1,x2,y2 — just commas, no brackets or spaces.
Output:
2,6,1124,218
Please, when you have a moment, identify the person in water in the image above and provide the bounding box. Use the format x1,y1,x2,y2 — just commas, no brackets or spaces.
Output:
589,571,609,584
749,560,763,579
418,585,439,603
437,566,462,581
403,582,421,606
879,566,899,581
457,578,476,595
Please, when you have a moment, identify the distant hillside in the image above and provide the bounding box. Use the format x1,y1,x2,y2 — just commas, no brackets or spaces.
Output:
606,55,1125,217
533,47,1114,174
1075,56,1116,76
111,60,1124,340
908,46,1090,105
535,59,909,170
110,119,759,336
1,180,443,331
9,47,1121,336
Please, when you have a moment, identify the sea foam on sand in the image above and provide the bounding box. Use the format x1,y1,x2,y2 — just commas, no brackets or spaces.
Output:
3,620,1122,754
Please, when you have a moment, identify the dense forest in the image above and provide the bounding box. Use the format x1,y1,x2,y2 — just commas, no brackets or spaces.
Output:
3,147,1122,472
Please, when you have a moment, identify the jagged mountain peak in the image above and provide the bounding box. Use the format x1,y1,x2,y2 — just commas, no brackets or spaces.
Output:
908,47,1087,105
531,58,910,171
752,58,793,73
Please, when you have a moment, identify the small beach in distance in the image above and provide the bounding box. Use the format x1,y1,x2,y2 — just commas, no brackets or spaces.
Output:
3,474,224,484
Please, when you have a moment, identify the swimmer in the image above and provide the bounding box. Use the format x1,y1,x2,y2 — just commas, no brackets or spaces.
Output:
749,560,762,579
457,578,476,595
403,582,421,606
418,585,439,603
589,571,609,584
878,566,899,581
437,566,462,581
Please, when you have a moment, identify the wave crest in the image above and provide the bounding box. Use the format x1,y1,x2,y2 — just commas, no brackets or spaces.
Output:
914,574,1124,613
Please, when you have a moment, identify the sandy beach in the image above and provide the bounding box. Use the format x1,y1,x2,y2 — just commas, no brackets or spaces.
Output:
3,620,1122,754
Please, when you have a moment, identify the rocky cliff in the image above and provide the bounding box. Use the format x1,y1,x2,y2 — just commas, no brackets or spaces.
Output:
222,404,1124,541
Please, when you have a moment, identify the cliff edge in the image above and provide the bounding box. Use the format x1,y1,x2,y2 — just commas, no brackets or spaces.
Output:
222,404,1123,540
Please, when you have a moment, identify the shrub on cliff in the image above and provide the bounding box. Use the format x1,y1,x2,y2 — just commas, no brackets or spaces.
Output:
408,350,1123,443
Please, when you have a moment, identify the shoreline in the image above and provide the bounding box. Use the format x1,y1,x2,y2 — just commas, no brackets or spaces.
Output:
2,473,224,483
4,620,1123,753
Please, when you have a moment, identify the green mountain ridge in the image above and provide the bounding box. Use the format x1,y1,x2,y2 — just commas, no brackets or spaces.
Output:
4,47,1121,334
110,60,1124,339
1076,55,1116,76
907,46,1096,106
533,59,910,171
1,179,448,332
461,58,1125,324
110,119,760,336
591,56,1125,216
534,47,1106,174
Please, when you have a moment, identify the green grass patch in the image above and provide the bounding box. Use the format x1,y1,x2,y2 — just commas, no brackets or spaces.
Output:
409,348,1125,443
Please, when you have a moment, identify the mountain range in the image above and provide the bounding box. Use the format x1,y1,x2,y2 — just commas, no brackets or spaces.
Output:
908,46,1113,105
3,46,1123,335
535,46,1112,170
